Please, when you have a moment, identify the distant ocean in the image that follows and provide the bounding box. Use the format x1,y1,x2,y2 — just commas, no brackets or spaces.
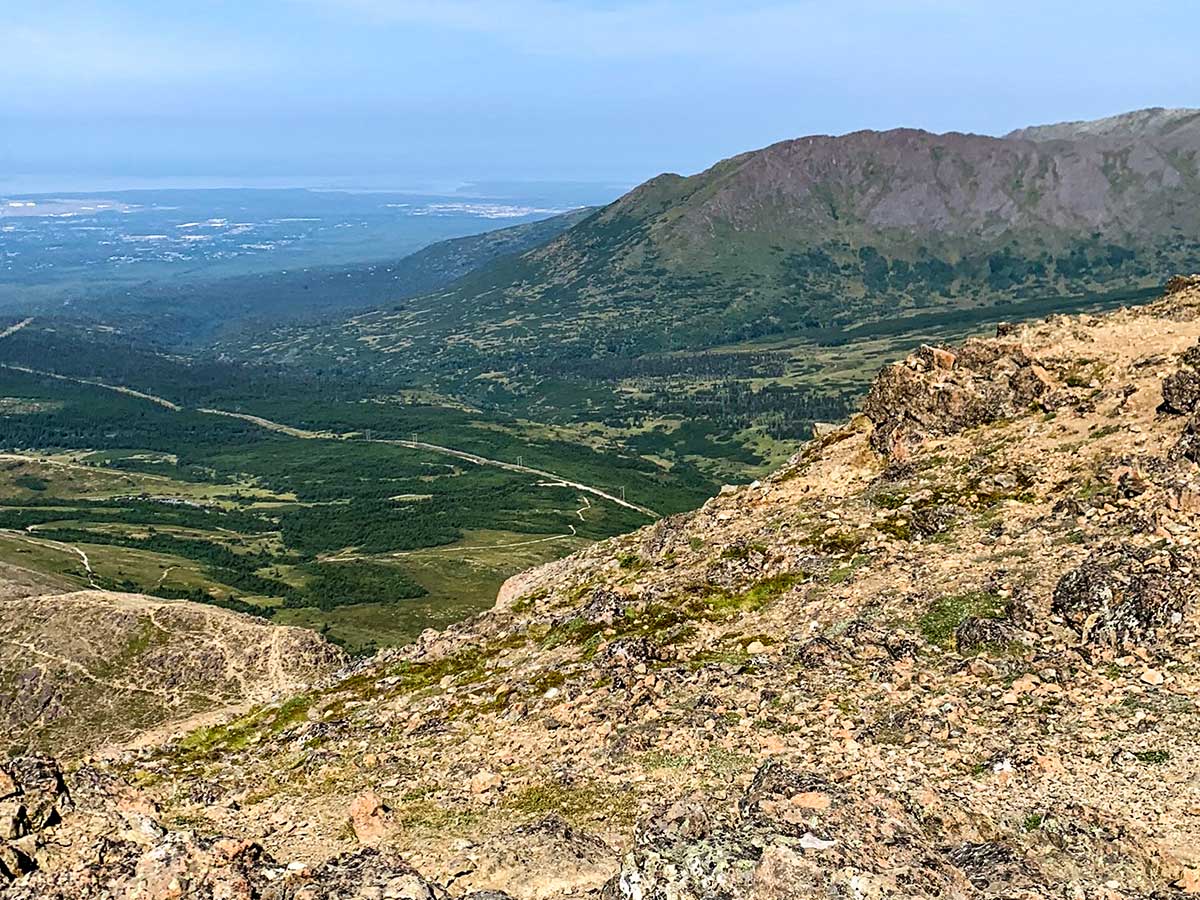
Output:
0,175,631,208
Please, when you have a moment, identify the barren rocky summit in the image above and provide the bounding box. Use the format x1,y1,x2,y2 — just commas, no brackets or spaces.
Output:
10,279,1200,896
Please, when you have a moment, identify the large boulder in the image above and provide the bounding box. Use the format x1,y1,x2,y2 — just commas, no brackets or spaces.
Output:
0,758,72,882
862,340,1052,455
1051,544,1194,646
1160,369,1200,414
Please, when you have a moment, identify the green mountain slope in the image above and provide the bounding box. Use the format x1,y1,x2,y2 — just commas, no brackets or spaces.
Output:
73,207,595,346
309,107,1200,371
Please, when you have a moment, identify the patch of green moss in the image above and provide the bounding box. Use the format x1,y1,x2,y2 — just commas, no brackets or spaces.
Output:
683,647,750,669
705,746,755,775
875,517,913,541
1133,749,1170,764
541,617,606,651
918,590,1007,648
91,616,170,679
509,589,546,614
392,799,480,832
615,603,697,645
639,750,695,770
705,573,804,616
972,639,1033,660
528,669,566,695
829,554,870,584
388,646,491,692
868,490,909,510
808,529,866,555
271,694,313,732
505,780,636,824
1087,423,1121,441
176,706,272,757
1063,360,1107,388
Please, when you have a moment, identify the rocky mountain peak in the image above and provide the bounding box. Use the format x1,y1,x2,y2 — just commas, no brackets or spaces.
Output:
1007,106,1200,143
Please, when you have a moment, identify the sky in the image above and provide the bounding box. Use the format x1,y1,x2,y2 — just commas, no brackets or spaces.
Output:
3,0,1198,190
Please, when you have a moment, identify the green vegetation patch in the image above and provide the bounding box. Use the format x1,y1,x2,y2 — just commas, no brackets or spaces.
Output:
288,562,427,611
1133,749,1170,765
918,590,1007,648
504,780,636,825
90,616,171,679
12,473,48,492
174,695,314,760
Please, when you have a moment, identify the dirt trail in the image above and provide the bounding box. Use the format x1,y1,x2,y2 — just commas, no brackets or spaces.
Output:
374,438,657,516
0,636,225,704
321,526,581,563
0,317,33,340
197,407,330,438
4,528,98,587
0,363,181,410
200,408,655,515
109,700,255,754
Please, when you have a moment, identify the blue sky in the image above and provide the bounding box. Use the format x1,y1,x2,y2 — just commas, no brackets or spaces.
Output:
4,0,1198,188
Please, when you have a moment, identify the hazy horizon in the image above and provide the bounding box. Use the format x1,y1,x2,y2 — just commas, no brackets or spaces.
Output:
0,173,633,202
6,1,1198,191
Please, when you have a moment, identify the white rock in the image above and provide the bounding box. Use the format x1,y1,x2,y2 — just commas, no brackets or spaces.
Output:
799,832,836,850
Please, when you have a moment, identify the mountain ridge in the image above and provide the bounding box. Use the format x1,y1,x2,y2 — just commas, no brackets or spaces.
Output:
273,107,1200,377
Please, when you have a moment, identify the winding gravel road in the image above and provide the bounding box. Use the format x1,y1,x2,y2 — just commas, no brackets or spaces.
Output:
0,359,658,518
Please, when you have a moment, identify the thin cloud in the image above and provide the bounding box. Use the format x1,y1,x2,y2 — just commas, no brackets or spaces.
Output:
298,0,869,61
3,16,280,91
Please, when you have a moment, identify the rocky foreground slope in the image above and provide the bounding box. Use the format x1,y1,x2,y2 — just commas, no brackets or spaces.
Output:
0,582,344,756
10,279,1200,896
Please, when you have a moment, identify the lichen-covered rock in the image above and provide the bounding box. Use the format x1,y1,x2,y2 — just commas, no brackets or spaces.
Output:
269,848,439,899
1166,274,1200,295
954,616,1024,654
862,339,1051,455
1172,414,1200,463
946,841,1045,891
597,636,663,670
579,588,630,626
1051,544,1194,645
603,764,975,900
1160,369,1200,414
444,817,613,898
1180,339,1200,370
5,823,448,900
0,757,71,883
909,502,964,537
0,762,457,900
600,798,761,900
